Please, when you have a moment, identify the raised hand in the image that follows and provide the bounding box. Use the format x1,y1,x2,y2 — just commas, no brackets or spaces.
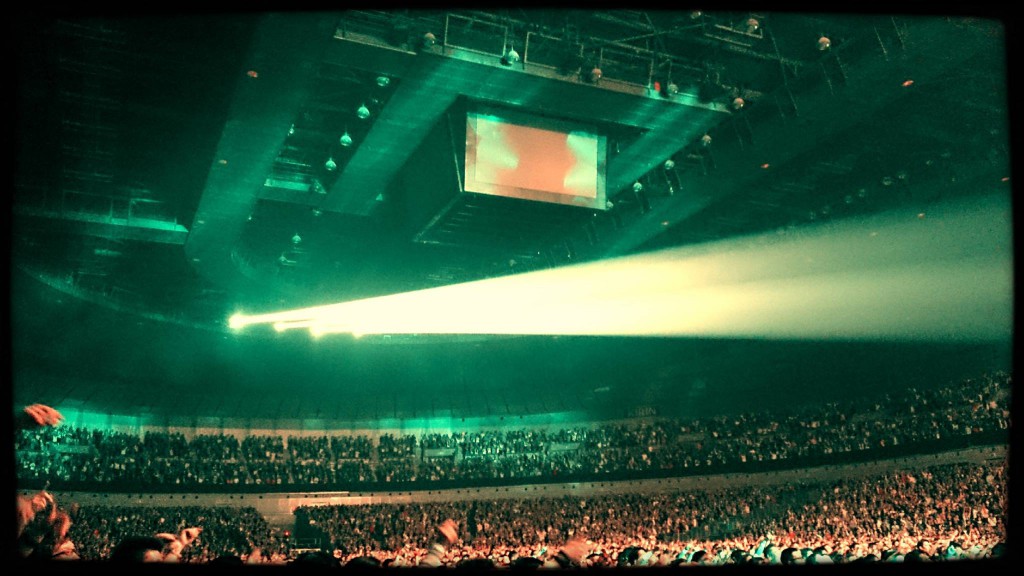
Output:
437,519,458,545
559,534,591,565
23,404,64,428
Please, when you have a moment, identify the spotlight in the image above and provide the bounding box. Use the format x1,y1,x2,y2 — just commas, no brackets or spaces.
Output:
339,131,353,147
817,36,831,51
325,157,337,171
228,314,247,330
356,103,370,120
500,44,520,66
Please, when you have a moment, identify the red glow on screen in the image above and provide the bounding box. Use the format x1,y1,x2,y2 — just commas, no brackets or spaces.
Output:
464,111,607,210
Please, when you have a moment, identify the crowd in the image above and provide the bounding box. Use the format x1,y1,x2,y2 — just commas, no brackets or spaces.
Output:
12,374,1011,568
286,459,1007,567
15,372,1010,490
65,505,290,563
17,457,1008,566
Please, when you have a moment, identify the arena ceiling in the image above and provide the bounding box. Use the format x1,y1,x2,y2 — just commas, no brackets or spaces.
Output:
10,9,1014,428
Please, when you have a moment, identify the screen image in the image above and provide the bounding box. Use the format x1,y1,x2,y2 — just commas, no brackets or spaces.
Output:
464,110,608,210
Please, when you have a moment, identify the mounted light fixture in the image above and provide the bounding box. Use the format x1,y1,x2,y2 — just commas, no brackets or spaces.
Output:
588,67,602,83
818,36,832,51
745,18,760,34
356,103,370,119
325,157,337,171
339,131,353,147
375,75,390,87
421,32,437,49
657,80,679,98
701,133,713,147
663,158,682,196
732,97,745,110
500,43,520,66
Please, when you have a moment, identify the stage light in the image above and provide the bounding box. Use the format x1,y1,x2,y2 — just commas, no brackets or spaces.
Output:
500,44,520,66
227,194,1011,343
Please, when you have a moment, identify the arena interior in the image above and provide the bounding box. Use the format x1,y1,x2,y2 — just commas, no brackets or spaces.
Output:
11,7,1015,572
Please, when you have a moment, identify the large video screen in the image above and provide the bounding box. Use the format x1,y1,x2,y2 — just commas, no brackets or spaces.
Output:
464,109,608,211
